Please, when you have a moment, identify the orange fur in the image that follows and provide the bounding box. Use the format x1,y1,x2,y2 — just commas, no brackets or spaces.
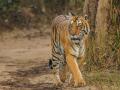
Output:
51,15,90,87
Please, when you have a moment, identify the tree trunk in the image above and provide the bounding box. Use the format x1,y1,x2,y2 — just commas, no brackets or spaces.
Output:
83,0,99,71
83,0,98,31
83,0,111,70
95,0,110,53
40,0,46,13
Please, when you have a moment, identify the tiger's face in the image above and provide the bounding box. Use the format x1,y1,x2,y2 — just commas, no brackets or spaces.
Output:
69,15,90,42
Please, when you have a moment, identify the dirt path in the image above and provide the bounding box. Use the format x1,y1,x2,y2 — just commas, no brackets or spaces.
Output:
2,36,118,90
0,36,97,90
0,37,51,90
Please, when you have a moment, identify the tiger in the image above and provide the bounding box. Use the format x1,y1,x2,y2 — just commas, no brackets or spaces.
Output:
49,14,90,87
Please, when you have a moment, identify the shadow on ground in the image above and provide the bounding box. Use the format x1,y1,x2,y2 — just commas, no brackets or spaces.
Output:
0,62,62,90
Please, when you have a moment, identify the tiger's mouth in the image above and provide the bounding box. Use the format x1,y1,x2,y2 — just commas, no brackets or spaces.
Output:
70,31,85,44
70,35,81,44
70,35,80,41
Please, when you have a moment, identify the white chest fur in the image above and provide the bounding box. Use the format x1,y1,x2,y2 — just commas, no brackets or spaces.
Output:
71,41,85,58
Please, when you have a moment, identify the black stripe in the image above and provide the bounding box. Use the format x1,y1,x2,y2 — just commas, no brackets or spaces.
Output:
53,41,57,49
54,27,57,43
84,23,89,34
52,54,60,61
71,44,76,52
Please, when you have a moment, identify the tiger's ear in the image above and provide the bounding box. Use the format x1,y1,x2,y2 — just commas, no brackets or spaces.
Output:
84,14,88,20
68,12,75,16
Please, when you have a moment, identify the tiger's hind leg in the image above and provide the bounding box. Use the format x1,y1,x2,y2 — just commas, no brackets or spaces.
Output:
49,59,63,86
53,69,63,86
59,64,68,83
67,71,74,86
59,65,73,87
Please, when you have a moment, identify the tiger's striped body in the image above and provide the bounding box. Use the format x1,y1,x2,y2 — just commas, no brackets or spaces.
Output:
49,15,90,87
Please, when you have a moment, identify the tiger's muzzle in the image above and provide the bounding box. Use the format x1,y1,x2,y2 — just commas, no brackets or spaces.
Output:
71,35,80,40
70,29,87,44
70,35,81,44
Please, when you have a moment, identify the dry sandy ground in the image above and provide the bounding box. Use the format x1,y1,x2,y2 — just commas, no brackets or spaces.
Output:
0,33,118,90
0,36,97,90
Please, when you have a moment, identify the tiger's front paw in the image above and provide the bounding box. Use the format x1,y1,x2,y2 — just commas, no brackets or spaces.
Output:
55,81,63,87
74,79,86,87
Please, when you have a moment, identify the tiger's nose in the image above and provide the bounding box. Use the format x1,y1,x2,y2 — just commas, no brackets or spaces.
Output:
72,34,76,36
72,33,79,37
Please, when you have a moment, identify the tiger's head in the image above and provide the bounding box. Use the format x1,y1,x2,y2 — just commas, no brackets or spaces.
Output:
68,15,90,43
